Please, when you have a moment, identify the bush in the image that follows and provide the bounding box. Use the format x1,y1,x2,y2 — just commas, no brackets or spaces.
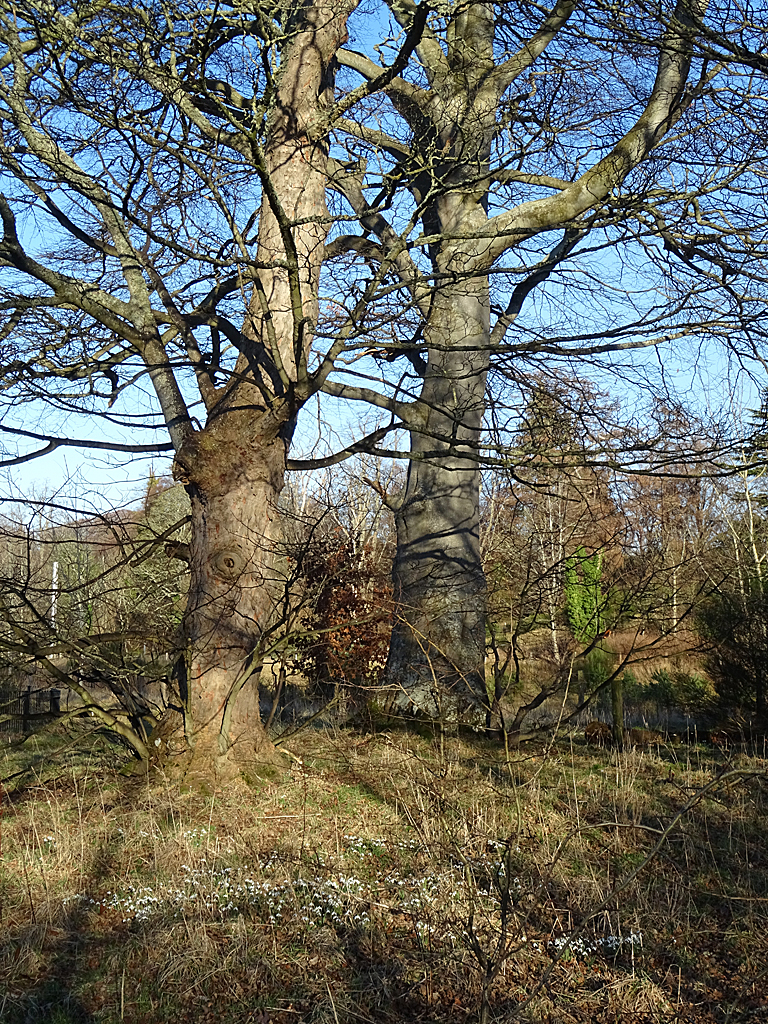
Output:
583,648,613,689
621,669,643,703
644,668,715,714
292,531,392,698
675,672,717,714
648,669,675,708
697,588,768,719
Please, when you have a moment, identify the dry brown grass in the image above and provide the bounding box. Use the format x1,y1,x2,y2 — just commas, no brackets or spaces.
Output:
1,723,767,1023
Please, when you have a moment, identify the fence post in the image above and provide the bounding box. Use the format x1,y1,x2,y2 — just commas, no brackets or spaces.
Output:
50,689,61,715
22,686,31,734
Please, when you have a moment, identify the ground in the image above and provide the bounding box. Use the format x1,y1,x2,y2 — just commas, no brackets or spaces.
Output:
1,722,766,1023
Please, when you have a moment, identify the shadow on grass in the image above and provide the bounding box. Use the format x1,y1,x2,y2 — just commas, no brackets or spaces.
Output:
1,835,122,1023
2,727,768,1024
0,764,443,1024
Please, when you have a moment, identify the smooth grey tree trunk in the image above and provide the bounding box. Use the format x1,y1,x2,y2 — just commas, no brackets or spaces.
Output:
337,0,700,721
387,277,490,717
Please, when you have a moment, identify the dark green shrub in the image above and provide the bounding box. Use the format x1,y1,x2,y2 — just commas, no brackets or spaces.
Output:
648,669,675,707
584,648,613,689
698,588,768,719
621,669,643,703
644,668,715,714
674,672,716,714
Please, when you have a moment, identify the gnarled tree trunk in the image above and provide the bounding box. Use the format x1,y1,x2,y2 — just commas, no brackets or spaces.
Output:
159,0,353,777
172,414,292,771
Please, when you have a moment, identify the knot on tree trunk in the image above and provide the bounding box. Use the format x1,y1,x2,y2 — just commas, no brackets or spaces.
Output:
209,547,248,582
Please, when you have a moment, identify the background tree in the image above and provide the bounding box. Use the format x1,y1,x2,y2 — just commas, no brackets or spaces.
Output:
326,0,768,715
618,405,717,636
480,376,627,735
0,483,191,753
697,459,768,723
565,550,604,645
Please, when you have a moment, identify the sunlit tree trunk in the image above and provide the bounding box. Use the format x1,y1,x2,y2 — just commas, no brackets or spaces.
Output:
173,416,292,767
388,278,490,714
383,2,498,716
166,2,353,774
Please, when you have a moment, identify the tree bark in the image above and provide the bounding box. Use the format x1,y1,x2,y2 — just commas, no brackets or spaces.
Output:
377,0,699,718
381,2,498,717
611,674,625,751
169,411,291,772
387,275,490,717
159,0,353,776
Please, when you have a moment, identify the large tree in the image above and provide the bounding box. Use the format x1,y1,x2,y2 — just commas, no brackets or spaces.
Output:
0,0,379,776
2,0,768,764
325,0,768,714
698,456,768,723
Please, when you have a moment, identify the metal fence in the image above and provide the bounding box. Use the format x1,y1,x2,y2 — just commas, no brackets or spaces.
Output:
0,686,61,734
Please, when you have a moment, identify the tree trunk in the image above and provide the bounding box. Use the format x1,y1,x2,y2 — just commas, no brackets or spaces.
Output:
167,410,291,774
156,0,354,778
380,5,499,719
756,667,766,725
387,281,490,717
363,0,698,725
611,674,625,751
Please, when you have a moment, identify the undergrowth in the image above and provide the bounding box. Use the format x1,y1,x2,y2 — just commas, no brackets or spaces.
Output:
1,724,766,1023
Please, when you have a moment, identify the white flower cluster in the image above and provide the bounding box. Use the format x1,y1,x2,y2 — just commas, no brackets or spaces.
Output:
549,932,643,958
343,834,426,857
182,827,211,842
343,834,387,858
257,851,281,871
452,845,524,895
112,826,162,840
62,862,374,927
109,826,211,841
56,831,527,940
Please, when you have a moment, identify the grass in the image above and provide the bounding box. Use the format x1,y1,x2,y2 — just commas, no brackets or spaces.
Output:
1,723,767,1023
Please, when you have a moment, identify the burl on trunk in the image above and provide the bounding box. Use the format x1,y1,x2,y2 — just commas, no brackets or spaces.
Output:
172,413,291,770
